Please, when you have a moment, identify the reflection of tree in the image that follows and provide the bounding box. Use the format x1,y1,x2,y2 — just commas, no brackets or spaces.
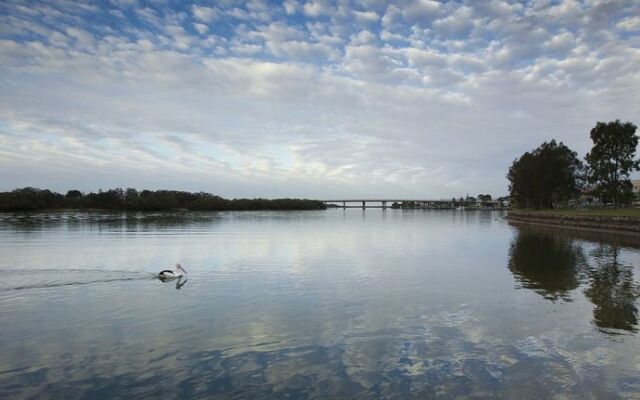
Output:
509,227,640,334
508,230,586,301
584,245,640,334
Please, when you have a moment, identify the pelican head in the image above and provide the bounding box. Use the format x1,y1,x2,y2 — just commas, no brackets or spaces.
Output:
176,263,187,275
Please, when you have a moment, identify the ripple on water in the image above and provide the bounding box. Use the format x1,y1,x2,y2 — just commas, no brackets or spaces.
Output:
1,210,640,399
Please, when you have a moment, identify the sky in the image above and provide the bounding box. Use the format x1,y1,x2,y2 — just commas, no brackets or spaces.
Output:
0,0,639,199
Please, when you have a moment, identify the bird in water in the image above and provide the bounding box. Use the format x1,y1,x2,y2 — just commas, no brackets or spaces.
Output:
158,264,187,281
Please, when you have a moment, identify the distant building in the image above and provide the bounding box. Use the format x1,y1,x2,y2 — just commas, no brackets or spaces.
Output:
632,180,640,194
579,185,599,207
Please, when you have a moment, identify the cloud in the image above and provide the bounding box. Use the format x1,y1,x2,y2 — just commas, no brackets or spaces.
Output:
402,0,442,24
191,5,219,23
617,16,640,32
0,0,638,198
350,30,377,45
303,1,332,18
283,0,299,15
381,5,403,28
544,31,575,53
352,10,379,24
193,23,208,35
432,5,475,38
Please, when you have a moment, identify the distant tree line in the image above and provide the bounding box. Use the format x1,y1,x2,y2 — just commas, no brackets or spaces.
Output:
508,120,639,209
0,188,326,211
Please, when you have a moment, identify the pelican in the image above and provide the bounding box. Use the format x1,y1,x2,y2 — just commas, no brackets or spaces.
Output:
158,264,187,280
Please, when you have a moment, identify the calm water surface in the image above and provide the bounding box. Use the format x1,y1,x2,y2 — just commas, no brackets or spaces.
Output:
1,210,639,399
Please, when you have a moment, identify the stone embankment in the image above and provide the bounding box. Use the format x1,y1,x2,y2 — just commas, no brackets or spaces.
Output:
507,210,640,235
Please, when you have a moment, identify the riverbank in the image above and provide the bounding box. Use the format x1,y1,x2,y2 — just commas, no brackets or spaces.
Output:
507,209,640,236
0,188,326,211
511,208,640,217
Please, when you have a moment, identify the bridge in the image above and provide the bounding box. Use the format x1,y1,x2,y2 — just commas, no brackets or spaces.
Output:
321,199,490,209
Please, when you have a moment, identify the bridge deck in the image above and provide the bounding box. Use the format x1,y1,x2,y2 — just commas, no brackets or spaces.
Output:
321,199,500,209
322,200,459,203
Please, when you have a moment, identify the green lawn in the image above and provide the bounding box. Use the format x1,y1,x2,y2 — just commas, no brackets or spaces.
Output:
511,208,640,218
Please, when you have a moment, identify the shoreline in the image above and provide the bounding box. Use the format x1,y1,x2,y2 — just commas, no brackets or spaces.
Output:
0,207,509,213
507,210,640,237
0,207,327,213
508,219,640,249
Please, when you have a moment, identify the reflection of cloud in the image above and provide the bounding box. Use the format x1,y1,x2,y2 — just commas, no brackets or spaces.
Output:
4,213,640,398
4,321,632,399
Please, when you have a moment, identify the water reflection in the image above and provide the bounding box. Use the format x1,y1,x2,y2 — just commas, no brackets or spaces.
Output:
0,211,225,233
508,230,586,301
158,276,188,290
585,245,639,334
2,211,640,399
509,226,640,334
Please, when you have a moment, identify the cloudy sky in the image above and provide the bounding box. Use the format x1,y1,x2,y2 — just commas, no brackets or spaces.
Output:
0,0,638,199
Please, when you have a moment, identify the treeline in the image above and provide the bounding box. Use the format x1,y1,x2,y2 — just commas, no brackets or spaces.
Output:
0,188,326,211
508,120,639,209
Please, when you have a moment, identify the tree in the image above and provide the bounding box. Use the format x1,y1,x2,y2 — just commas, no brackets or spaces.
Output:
0,187,326,211
507,140,583,209
585,120,639,206
66,190,83,199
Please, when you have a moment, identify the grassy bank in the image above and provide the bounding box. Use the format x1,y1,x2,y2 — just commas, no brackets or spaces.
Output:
511,208,640,218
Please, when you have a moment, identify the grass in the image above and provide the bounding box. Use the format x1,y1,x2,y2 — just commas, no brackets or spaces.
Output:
511,208,640,218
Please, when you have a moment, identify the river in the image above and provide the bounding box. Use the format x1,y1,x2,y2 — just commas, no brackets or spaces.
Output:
0,210,639,399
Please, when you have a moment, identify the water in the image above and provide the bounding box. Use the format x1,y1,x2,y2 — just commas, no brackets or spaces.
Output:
0,210,639,399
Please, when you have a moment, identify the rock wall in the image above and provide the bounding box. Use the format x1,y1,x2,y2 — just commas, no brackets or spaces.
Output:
507,211,640,234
